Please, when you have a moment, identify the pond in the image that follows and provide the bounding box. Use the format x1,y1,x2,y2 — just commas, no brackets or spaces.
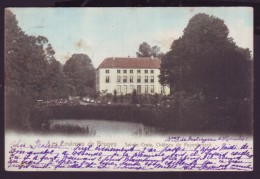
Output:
49,119,159,137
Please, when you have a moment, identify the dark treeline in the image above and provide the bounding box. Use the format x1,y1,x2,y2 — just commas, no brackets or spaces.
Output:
5,10,95,130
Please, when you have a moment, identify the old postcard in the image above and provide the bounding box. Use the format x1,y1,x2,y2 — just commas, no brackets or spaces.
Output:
5,7,253,171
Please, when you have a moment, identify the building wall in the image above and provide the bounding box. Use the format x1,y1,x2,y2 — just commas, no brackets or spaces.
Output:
96,68,170,95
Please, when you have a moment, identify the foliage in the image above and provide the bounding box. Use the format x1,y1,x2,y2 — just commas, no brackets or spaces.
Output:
46,58,69,99
5,9,69,130
63,54,95,97
5,9,66,128
160,13,253,101
136,42,164,58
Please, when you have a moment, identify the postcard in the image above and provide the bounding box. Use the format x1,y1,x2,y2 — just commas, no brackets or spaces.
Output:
5,7,253,171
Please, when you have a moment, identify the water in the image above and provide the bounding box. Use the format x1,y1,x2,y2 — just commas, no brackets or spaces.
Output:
49,119,157,137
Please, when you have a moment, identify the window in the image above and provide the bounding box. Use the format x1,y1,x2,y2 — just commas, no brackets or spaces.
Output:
117,76,121,83
123,85,127,94
145,85,149,94
130,85,134,93
145,70,148,73
151,76,154,83
117,70,121,73
137,85,141,94
137,70,141,74
150,70,154,74
117,85,121,93
130,70,133,73
151,85,154,93
123,70,127,74
105,76,110,83
123,76,127,83
145,76,148,83
106,69,109,73
130,76,133,83
137,76,141,83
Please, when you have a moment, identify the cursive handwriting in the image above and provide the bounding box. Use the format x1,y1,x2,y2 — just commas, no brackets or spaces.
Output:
7,138,253,171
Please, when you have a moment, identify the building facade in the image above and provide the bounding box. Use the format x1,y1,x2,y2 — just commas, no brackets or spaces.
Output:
96,57,170,95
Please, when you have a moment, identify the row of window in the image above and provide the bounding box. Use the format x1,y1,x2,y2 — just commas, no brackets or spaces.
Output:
105,69,154,74
117,76,154,83
117,85,155,94
105,76,155,83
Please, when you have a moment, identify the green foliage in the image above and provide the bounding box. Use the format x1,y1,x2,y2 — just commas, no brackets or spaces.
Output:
63,54,95,97
136,42,164,58
160,13,253,101
5,9,69,130
46,58,69,99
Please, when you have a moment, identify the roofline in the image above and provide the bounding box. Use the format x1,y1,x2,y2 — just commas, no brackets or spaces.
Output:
96,57,161,70
97,67,161,70
96,57,109,70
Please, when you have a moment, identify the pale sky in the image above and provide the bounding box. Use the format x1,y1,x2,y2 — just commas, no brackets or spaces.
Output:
9,7,253,68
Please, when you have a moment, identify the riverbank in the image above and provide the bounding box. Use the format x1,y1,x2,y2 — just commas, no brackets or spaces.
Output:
30,102,253,135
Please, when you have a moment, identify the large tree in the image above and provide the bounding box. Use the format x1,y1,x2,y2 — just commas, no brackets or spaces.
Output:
136,42,164,58
160,13,253,101
45,58,69,99
63,54,95,97
5,9,68,130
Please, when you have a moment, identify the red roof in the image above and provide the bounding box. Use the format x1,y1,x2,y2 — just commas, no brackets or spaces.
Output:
97,57,161,69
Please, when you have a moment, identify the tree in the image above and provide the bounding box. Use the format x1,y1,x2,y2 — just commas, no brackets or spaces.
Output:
63,54,95,97
136,42,164,58
45,58,68,99
5,10,58,101
5,9,62,130
5,9,74,131
160,13,253,101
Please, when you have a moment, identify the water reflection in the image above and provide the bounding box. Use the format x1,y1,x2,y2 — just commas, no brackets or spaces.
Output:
49,119,158,137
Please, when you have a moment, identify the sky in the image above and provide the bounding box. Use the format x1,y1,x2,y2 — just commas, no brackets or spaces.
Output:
9,7,253,68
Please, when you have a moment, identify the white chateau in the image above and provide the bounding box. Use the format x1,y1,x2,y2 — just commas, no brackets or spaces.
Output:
96,57,170,95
